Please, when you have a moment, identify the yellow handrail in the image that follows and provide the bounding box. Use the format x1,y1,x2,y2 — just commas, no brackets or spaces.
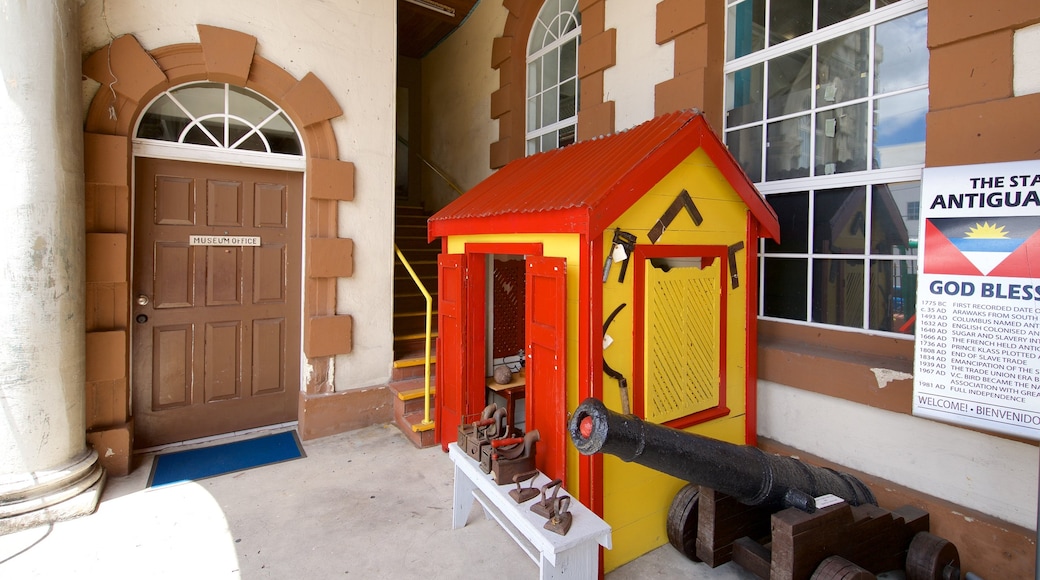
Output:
394,244,433,426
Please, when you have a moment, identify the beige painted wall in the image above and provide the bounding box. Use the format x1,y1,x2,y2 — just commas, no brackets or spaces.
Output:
79,0,397,392
420,1,507,212
604,0,672,131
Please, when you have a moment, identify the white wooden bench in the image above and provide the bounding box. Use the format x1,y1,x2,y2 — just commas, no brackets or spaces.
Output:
448,442,612,580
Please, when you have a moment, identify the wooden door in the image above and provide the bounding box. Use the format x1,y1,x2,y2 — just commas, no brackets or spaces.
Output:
525,256,567,481
132,158,302,448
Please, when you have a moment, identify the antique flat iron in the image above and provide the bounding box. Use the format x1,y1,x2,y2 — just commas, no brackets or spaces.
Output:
491,429,539,484
530,478,562,518
508,470,539,504
544,495,572,536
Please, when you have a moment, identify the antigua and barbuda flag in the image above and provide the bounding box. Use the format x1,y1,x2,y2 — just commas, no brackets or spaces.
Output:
924,216,1040,277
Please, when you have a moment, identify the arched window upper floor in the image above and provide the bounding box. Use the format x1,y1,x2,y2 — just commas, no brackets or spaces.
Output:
525,0,581,155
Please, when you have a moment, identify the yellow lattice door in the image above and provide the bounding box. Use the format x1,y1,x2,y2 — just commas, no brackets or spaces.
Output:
643,259,721,424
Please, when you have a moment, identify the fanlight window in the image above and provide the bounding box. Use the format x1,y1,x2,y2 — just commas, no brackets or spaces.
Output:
137,82,302,156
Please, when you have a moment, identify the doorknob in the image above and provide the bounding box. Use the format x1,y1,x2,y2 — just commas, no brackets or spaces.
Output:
136,294,150,306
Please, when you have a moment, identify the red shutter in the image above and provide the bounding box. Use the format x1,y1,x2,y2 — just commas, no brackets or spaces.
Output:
437,253,466,451
525,256,567,481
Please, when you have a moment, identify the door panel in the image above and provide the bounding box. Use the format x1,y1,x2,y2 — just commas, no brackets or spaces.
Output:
437,253,465,451
133,158,302,448
525,256,567,482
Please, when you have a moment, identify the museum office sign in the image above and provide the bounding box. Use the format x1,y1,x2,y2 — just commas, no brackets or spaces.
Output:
914,160,1040,440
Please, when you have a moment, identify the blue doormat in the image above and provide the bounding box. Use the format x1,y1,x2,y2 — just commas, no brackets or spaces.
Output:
148,430,305,488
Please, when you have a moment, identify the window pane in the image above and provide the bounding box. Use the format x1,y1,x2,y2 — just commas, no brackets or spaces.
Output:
812,258,864,327
544,0,561,35
527,61,541,98
871,182,920,255
527,138,539,156
814,102,868,175
561,38,578,81
262,112,301,155
869,259,916,333
558,125,575,148
727,0,765,60
542,47,560,90
819,0,869,29
560,78,577,119
875,10,928,94
236,132,267,152
766,115,810,181
183,123,219,147
170,83,224,119
769,0,812,45
814,186,865,254
726,63,764,126
816,29,869,106
873,89,927,169
767,48,812,118
726,125,763,183
763,257,807,320
765,191,809,253
137,94,188,141
541,132,556,151
228,119,254,148
543,86,559,126
530,20,549,52
228,85,276,127
527,95,540,132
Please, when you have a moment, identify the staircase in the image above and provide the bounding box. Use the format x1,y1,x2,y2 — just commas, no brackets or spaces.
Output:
391,204,439,448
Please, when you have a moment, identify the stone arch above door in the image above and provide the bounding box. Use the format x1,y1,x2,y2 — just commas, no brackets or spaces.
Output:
81,25,354,475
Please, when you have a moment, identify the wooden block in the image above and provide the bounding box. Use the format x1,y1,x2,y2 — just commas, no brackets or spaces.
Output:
696,488,772,566
731,536,771,580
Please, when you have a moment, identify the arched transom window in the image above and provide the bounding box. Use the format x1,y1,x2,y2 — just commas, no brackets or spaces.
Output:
136,82,303,160
526,0,581,155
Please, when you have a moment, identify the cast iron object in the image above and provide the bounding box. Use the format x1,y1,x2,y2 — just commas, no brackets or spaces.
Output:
508,470,540,504
491,430,539,484
530,478,563,519
459,403,498,460
544,495,572,536
494,365,513,385
568,397,876,510
479,407,511,473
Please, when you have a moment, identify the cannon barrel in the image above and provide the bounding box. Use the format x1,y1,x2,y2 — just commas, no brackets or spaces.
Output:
568,398,876,509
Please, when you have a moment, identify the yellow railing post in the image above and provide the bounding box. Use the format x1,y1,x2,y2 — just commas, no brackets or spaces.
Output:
394,244,433,426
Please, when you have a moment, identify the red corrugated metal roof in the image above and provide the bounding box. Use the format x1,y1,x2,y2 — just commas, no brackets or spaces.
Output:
428,110,779,242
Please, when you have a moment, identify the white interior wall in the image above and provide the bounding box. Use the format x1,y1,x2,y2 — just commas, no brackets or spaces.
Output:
79,0,397,392
759,380,1038,530
420,1,505,213
603,0,672,132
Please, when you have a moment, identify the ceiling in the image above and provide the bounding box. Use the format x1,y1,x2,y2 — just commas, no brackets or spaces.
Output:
398,0,478,59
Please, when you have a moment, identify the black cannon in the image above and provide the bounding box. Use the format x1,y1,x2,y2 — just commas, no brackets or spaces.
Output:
568,397,875,510
568,398,961,580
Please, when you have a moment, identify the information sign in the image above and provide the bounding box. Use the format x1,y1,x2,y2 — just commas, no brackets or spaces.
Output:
914,160,1040,440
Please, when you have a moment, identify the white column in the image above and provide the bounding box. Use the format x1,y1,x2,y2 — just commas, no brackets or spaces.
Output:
0,0,105,534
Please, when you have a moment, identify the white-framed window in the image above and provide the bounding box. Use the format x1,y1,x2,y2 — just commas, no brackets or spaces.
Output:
724,0,928,336
135,82,304,168
526,0,581,155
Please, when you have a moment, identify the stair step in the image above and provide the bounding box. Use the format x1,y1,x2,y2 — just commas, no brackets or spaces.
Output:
394,410,437,448
392,353,437,368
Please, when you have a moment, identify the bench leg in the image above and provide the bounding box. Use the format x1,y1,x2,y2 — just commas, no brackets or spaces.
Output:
452,462,479,529
539,542,598,580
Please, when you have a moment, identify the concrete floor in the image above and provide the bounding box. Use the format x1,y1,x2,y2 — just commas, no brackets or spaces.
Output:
0,423,757,580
